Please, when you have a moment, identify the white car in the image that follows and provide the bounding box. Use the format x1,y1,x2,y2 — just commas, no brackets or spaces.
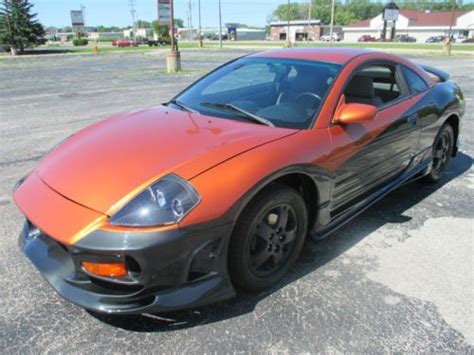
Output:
320,33,342,42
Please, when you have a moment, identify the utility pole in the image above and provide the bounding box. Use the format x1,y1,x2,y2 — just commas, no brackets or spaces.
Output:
218,0,223,49
198,0,203,47
129,0,137,40
307,0,312,41
444,0,457,55
286,0,291,47
329,0,335,44
187,0,193,42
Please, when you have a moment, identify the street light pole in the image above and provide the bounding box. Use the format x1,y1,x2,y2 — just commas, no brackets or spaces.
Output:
218,0,223,49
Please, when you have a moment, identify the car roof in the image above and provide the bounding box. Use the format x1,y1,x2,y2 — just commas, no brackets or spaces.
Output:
248,47,376,65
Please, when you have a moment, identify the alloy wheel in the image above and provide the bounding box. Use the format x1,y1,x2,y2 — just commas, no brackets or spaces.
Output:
248,204,298,277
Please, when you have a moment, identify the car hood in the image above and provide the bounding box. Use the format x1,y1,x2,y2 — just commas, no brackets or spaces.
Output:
37,105,295,215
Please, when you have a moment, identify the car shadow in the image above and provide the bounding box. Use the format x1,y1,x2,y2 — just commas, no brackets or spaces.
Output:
90,152,472,332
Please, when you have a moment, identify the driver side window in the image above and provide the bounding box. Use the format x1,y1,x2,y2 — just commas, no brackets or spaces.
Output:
344,64,403,107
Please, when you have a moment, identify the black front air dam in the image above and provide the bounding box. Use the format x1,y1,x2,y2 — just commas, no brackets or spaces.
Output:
19,221,236,315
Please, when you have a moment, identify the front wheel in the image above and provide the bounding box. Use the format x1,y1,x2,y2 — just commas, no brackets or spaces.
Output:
422,123,454,183
228,184,308,291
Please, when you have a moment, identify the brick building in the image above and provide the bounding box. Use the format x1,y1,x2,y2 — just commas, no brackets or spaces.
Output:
269,20,322,41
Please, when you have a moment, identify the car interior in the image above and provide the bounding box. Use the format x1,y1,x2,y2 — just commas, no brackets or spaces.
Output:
343,65,402,107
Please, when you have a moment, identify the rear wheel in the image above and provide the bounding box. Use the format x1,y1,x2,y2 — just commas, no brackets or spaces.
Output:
228,184,308,291
422,123,454,183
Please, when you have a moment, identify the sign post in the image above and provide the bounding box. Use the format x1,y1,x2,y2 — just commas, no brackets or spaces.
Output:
381,2,399,40
70,10,85,35
161,0,181,72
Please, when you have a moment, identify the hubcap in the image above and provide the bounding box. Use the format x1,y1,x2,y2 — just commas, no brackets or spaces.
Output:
248,204,297,277
432,131,450,173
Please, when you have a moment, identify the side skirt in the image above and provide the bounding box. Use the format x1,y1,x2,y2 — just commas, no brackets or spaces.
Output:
312,160,431,241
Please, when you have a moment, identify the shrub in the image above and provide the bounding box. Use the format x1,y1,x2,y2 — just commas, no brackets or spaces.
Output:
72,38,89,46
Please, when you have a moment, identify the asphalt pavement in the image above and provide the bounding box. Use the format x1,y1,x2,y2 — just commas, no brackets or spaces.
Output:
0,48,472,353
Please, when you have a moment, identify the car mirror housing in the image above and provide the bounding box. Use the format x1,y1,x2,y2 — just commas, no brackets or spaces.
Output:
335,103,377,125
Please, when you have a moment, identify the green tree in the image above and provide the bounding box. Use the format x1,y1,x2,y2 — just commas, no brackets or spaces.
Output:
152,18,183,39
152,21,169,39
174,18,184,28
272,2,304,21
270,0,474,27
0,0,44,55
57,25,72,32
136,20,151,29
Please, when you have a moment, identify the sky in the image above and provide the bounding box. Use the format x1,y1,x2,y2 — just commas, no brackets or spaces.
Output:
30,0,284,28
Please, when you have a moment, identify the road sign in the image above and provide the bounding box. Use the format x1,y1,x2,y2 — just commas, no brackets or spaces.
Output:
158,0,171,25
383,2,400,22
71,10,85,33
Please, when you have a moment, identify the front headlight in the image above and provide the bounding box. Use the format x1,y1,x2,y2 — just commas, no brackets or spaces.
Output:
13,175,27,193
110,174,200,227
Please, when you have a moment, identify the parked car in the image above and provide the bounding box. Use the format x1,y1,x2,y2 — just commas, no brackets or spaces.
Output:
147,39,168,47
112,39,139,48
358,35,376,42
426,35,446,43
453,35,467,43
396,34,417,42
320,33,342,42
14,48,464,315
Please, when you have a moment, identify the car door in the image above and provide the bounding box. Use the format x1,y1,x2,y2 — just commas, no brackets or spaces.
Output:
327,62,421,216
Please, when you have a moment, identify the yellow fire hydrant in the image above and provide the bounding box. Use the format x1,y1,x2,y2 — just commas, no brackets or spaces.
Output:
443,37,452,56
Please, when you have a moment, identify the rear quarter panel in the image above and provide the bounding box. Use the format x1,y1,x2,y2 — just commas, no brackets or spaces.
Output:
416,81,465,154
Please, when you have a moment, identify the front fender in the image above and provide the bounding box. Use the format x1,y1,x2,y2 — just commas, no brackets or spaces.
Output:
179,129,334,230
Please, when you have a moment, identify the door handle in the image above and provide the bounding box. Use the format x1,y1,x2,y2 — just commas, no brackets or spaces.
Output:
407,113,418,127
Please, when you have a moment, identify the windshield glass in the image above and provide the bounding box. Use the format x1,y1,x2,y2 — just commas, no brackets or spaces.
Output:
174,57,341,129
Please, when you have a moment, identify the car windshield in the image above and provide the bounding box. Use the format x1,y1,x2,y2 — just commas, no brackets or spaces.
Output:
173,57,341,129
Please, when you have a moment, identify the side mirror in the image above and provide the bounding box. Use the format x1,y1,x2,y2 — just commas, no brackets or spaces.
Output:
335,103,377,124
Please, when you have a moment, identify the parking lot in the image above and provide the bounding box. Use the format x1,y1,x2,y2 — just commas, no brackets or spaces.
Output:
0,48,473,353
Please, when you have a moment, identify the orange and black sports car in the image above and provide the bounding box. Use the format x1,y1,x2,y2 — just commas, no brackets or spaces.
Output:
14,48,464,314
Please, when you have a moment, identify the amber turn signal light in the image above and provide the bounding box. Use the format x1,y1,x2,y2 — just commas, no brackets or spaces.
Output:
81,261,128,278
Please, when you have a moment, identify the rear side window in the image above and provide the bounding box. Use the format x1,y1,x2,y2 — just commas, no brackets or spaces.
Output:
402,66,428,94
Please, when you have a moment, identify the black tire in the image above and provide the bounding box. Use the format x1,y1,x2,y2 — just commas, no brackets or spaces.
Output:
228,184,308,291
422,123,454,183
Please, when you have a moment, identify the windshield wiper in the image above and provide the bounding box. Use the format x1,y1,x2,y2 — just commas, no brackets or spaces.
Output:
200,102,275,127
167,99,199,113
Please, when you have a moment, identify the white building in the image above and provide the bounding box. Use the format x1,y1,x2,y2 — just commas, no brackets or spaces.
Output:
343,10,474,42
88,31,122,41
123,28,154,40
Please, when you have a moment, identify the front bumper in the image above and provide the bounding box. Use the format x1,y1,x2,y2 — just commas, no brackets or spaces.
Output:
19,220,236,314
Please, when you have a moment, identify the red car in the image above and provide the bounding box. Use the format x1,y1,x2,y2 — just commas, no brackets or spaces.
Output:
14,48,464,314
112,39,139,48
358,35,377,42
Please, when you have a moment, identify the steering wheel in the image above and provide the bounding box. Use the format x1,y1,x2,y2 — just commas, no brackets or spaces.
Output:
296,92,322,102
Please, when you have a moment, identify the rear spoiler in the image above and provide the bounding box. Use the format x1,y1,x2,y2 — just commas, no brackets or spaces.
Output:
420,64,449,82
